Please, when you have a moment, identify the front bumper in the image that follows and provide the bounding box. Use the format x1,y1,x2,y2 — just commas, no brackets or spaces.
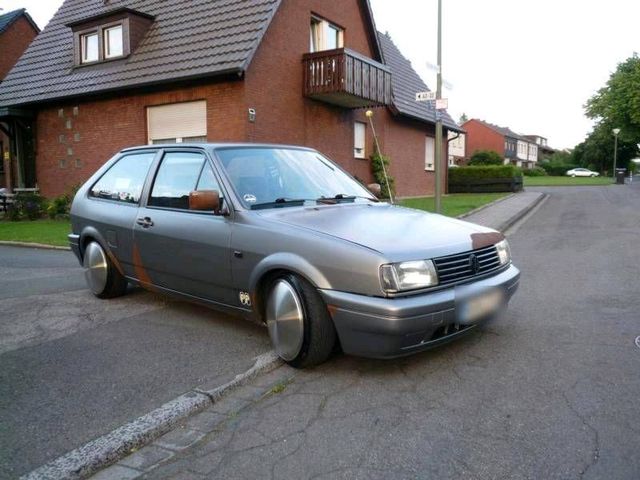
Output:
320,264,520,359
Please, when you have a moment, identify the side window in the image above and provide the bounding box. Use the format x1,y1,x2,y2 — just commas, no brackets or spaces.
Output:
90,152,155,203
149,152,205,209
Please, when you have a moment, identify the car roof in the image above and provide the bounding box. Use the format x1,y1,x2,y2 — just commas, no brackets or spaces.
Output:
120,143,318,154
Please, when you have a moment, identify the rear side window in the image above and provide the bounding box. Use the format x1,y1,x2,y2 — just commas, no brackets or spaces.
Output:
149,152,207,210
90,152,155,203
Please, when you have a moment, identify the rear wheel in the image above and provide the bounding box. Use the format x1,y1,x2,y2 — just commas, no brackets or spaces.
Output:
265,274,336,368
83,241,127,299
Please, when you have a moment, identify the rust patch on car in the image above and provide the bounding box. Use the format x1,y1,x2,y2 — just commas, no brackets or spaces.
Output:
326,304,338,318
132,244,156,292
471,232,504,250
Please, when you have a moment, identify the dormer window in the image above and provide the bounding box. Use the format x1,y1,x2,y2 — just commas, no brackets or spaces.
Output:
68,8,154,67
81,32,99,63
104,25,123,58
310,16,344,52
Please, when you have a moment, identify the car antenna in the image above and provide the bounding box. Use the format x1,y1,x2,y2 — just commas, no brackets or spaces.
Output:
366,110,394,204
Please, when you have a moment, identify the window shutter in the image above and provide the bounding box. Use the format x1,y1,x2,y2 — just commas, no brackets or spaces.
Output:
425,136,435,171
147,101,207,144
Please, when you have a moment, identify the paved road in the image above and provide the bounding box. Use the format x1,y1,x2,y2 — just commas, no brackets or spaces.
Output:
138,184,640,479
0,246,271,478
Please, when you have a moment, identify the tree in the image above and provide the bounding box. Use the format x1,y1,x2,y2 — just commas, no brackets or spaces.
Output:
468,150,503,166
586,54,640,142
459,113,468,125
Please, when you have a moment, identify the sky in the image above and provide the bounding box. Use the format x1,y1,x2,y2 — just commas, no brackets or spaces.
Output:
1,0,638,149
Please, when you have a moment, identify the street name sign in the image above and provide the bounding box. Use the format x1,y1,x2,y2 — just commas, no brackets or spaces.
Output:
415,91,436,102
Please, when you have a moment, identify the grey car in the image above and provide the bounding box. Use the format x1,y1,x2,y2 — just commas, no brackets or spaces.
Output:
69,144,520,368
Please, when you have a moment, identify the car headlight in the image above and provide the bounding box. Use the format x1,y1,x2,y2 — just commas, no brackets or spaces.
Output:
495,239,511,265
380,260,439,293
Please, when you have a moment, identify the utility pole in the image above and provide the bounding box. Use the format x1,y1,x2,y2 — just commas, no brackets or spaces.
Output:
434,0,443,214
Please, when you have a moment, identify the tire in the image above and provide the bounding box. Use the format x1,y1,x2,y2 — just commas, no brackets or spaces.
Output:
83,241,128,299
571,174,576,177
265,273,337,368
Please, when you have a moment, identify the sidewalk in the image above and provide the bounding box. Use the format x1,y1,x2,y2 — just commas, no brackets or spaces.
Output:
460,190,546,232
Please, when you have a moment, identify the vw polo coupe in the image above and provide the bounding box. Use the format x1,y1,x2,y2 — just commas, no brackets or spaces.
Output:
69,144,520,368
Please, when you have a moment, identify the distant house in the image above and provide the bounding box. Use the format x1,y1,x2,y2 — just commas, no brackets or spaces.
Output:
0,0,461,198
523,135,555,161
0,8,39,192
447,131,466,166
463,119,538,169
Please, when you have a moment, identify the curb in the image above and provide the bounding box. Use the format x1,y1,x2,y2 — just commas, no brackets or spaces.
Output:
496,192,548,233
456,193,516,220
22,352,282,480
0,240,71,251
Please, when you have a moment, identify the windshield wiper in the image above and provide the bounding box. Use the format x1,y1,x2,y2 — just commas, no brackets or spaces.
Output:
329,194,379,203
250,198,320,210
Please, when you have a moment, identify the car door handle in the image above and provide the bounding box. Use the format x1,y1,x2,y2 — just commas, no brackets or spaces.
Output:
136,217,154,228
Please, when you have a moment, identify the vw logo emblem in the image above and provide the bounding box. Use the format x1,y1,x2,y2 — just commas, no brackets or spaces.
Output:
469,253,479,274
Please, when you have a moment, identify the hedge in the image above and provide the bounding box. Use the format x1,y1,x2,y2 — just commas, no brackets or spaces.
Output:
540,162,579,176
448,166,523,193
449,165,522,180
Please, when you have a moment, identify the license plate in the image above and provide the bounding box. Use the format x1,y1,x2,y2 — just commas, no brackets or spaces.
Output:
458,289,504,324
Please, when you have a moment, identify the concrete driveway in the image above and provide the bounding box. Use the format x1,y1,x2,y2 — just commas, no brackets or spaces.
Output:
130,184,640,479
0,246,271,478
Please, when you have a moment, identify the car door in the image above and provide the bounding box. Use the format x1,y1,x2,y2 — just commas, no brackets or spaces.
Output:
84,150,158,277
133,149,235,306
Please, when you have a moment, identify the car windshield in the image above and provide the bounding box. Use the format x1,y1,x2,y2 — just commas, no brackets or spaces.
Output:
215,147,376,209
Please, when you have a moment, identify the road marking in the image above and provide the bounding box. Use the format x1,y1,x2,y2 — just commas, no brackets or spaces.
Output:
635,336,640,349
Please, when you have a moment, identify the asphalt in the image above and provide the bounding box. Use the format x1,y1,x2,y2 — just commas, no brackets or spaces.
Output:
0,247,271,479
101,183,640,479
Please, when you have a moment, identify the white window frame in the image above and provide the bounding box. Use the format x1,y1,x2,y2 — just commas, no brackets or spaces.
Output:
104,24,124,59
81,31,99,63
425,136,435,171
354,122,366,159
310,16,344,52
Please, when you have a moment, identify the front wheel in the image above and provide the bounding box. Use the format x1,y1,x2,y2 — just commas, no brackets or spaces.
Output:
83,241,128,299
265,274,337,368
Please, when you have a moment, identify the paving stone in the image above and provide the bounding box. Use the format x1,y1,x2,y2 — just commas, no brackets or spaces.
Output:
119,445,174,471
210,395,251,415
184,411,227,433
229,384,268,401
91,464,141,480
154,427,207,451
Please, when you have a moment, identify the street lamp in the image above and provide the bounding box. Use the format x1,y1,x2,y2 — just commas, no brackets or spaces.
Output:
612,128,621,178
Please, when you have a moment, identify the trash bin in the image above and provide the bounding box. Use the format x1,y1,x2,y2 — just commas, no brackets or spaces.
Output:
616,169,626,184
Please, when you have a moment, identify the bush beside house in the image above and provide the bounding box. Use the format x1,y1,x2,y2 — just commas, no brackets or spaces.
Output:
468,150,503,166
449,165,523,193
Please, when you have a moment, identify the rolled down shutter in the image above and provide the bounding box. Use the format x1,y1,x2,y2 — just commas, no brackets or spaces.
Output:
147,100,207,143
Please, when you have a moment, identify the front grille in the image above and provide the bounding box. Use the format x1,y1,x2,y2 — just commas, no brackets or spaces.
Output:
433,244,502,286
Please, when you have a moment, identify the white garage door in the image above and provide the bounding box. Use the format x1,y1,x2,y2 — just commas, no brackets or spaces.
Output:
147,100,207,144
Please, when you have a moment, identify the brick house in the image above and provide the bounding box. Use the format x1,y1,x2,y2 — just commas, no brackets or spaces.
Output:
0,8,40,191
0,0,461,198
463,119,538,169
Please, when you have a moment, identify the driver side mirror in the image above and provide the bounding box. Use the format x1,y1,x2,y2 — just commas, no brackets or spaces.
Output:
189,190,223,215
367,183,382,197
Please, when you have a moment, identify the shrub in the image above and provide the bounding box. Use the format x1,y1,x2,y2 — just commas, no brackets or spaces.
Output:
46,184,79,219
448,165,522,180
370,149,395,199
9,192,46,221
468,150,503,166
523,166,548,177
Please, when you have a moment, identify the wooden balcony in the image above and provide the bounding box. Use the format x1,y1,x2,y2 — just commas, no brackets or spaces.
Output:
303,48,392,109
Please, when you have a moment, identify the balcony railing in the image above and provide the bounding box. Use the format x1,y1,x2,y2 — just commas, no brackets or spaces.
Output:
303,48,392,109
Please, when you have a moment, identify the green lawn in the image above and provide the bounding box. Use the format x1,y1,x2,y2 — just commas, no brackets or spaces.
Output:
524,176,614,186
0,219,71,246
400,193,509,217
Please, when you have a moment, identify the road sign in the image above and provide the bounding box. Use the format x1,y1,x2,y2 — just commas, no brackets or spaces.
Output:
436,98,448,110
415,91,436,102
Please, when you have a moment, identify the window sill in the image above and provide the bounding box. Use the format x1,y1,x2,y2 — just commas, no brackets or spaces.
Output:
74,54,130,69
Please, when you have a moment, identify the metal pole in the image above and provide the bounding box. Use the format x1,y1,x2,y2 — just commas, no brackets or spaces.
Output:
366,110,394,204
613,133,618,179
434,0,443,214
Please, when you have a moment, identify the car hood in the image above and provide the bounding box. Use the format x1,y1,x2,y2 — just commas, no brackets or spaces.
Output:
256,203,501,262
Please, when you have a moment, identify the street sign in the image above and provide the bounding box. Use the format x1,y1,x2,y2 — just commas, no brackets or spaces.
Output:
436,98,448,110
415,91,436,102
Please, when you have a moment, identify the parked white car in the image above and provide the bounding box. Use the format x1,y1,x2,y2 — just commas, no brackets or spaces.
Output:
566,168,599,177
